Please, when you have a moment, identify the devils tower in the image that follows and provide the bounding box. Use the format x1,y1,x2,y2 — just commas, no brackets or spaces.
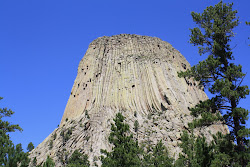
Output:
29,34,228,166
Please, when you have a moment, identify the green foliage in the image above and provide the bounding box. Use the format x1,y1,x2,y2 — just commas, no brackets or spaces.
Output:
100,113,143,167
176,131,247,167
53,133,57,140
143,140,173,167
32,157,37,167
176,131,212,167
43,156,55,167
134,120,139,132
27,142,35,152
178,1,250,166
49,140,53,150
0,129,12,165
209,132,235,167
66,150,90,167
147,113,152,120
3,143,30,167
101,113,174,167
60,128,73,143
85,110,90,119
0,97,22,133
0,97,30,167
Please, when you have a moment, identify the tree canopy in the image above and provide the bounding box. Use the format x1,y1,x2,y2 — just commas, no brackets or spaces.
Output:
67,150,90,167
178,1,250,166
101,113,143,167
0,97,30,166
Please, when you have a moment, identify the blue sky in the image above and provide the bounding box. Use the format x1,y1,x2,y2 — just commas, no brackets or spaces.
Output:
0,0,249,150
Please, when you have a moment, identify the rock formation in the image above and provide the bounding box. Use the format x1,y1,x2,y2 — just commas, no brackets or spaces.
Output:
29,34,228,166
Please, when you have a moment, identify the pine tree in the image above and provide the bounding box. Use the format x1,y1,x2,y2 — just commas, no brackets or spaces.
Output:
209,132,234,167
27,142,35,152
0,97,22,133
100,113,143,167
175,131,212,167
142,140,173,167
7,143,30,167
178,1,250,166
43,156,55,167
0,97,30,166
67,150,90,167
176,131,238,167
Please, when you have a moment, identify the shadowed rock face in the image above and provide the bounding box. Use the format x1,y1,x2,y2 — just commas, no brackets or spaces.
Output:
29,34,228,166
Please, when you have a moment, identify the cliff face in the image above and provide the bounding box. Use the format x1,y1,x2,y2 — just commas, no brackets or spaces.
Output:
30,34,228,166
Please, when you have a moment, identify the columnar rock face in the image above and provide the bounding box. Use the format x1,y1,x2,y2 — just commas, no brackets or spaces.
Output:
29,34,228,166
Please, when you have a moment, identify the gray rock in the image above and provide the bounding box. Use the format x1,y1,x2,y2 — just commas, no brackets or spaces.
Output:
29,34,228,166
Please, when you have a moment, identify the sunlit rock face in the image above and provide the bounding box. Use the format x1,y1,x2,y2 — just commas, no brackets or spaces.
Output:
61,34,205,124
29,34,228,166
